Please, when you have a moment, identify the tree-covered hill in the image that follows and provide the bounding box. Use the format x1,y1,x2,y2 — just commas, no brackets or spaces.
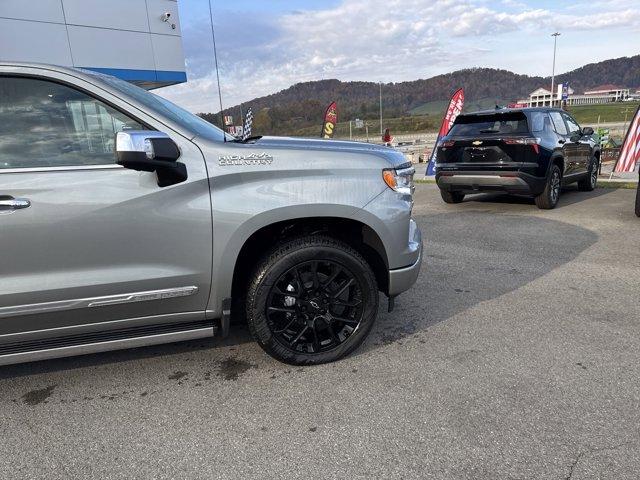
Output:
199,55,640,135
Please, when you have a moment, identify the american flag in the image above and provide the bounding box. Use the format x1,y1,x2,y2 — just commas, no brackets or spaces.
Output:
242,108,253,141
615,105,640,173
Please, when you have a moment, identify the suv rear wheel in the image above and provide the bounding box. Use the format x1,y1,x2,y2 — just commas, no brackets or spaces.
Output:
440,190,465,204
535,164,562,210
578,155,599,192
246,236,379,365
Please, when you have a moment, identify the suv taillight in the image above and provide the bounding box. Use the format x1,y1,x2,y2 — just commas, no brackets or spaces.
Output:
504,137,540,154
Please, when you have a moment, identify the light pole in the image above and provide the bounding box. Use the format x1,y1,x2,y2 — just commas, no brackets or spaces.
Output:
550,32,561,107
379,82,383,136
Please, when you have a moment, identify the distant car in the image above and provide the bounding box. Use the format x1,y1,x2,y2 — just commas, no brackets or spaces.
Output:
435,108,601,209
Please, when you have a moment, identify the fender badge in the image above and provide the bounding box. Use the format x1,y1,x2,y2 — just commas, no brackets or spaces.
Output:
218,153,274,166
472,141,483,146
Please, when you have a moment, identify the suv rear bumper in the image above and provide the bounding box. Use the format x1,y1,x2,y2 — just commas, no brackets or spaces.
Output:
436,171,546,196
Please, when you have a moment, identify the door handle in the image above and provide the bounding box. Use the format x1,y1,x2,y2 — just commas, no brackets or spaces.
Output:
0,197,31,210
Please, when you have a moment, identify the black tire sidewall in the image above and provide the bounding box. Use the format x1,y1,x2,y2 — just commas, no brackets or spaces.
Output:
536,165,561,209
549,166,561,207
441,190,464,204
579,155,598,191
247,238,379,365
590,157,599,189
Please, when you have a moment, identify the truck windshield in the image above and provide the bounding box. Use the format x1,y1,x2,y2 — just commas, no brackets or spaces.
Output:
84,70,233,142
449,112,529,136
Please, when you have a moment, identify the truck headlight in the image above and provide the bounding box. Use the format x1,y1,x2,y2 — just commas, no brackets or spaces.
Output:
383,165,415,196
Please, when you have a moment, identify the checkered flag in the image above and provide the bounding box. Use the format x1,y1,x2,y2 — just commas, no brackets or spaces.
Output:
242,108,253,141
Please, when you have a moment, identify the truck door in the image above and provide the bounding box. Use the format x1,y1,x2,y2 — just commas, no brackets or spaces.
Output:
0,75,213,341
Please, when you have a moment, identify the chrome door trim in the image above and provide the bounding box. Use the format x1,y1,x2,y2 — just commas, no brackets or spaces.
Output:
0,164,124,175
0,286,199,319
0,327,213,367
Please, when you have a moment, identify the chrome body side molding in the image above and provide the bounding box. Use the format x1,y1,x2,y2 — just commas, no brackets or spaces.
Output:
0,286,199,319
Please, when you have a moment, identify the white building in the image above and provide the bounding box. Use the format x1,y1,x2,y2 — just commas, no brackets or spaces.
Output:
528,86,564,107
525,83,630,108
583,85,630,102
0,0,186,89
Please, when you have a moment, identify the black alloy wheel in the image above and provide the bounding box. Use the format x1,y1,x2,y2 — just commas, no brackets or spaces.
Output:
246,236,379,365
535,164,562,209
578,156,599,192
266,260,364,354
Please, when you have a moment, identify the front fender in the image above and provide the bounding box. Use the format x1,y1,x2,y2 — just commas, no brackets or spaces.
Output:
196,137,399,316
207,204,380,316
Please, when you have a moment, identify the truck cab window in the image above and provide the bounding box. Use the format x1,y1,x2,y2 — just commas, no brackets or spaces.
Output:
0,76,144,170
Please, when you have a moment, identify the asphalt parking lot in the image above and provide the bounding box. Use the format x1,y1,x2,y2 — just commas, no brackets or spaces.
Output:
2,184,639,480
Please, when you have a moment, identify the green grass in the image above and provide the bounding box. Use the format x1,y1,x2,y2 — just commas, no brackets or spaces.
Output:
565,102,639,125
283,101,639,138
410,98,512,116
410,99,639,127
409,100,450,116
415,178,437,184
290,115,440,137
597,181,638,189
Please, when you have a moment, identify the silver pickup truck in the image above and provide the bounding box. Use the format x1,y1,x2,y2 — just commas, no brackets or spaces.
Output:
0,63,422,366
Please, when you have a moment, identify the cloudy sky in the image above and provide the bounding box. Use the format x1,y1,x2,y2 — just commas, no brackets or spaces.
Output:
158,0,640,113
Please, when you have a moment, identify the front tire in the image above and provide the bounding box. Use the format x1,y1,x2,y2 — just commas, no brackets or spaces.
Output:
440,190,465,204
246,236,379,365
578,156,599,191
535,165,562,209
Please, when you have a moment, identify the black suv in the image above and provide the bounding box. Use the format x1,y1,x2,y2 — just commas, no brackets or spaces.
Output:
435,108,601,209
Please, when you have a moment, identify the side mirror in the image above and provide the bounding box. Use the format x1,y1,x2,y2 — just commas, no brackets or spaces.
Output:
569,133,582,143
115,131,187,187
582,127,594,136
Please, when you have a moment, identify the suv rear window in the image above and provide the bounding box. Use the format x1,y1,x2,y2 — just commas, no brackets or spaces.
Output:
448,112,529,136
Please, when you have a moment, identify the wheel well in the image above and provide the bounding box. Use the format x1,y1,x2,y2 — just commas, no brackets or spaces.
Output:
552,156,565,175
230,218,390,316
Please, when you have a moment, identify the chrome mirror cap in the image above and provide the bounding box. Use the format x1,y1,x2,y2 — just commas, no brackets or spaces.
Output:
115,130,172,155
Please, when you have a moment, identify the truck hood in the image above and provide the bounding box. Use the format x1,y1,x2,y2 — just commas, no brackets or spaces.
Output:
248,136,409,168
